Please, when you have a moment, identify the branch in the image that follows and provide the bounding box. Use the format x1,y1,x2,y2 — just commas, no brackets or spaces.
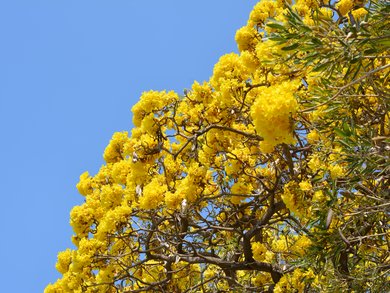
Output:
242,200,285,283
173,123,263,159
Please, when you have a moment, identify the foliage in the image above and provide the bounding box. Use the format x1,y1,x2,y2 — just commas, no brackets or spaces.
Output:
46,1,389,292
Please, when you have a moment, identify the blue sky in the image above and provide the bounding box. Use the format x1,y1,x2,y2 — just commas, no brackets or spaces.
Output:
0,1,257,291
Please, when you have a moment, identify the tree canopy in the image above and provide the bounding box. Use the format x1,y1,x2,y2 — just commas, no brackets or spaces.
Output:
46,0,389,292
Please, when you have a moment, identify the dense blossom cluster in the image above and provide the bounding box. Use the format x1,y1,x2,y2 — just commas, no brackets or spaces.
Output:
46,0,389,292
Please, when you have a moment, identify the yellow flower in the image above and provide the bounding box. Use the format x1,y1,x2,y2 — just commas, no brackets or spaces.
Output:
235,25,258,52
329,164,345,179
282,181,310,217
131,90,178,127
76,171,92,196
307,130,320,143
299,180,312,191
250,80,299,152
240,51,259,73
308,154,323,172
55,249,72,274
248,0,282,27
111,160,132,185
351,7,368,20
139,177,167,210
103,132,130,163
292,235,312,256
165,191,184,210
303,15,315,26
274,269,306,292
318,7,333,20
336,0,354,16
252,242,268,262
313,190,326,202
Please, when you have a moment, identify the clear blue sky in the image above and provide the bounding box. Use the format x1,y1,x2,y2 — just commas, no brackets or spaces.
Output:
0,1,257,291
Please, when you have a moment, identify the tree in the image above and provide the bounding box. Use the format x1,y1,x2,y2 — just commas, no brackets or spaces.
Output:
46,1,389,292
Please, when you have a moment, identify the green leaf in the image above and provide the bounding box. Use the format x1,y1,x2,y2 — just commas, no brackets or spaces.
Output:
281,43,300,51
268,35,286,42
350,55,361,64
364,48,377,55
375,38,390,48
300,25,313,32
337,139,353,149
342,123,352,136
311,37,322,46
266,22,286,30
334,128,349,139
312,62,330,72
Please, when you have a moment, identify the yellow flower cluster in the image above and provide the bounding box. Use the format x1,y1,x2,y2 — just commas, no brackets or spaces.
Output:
210,53,250,105
294,0,319,15
139,176,167,210
291,234,312,256
307,129,320,143
235,25,259,52
328,163,346,179
281,181,310,217
230,177,253,204
55,249,72,274
248,0,281,26
103,131,130,163
335,0,354,16
76,171,93,196
95,204,132,240
252,242,275,262
251,242,268,261
274,268,315,293
250,80,299,152
131,90,178,128
307,154,323,172
351,7,368,20
299,180,312,192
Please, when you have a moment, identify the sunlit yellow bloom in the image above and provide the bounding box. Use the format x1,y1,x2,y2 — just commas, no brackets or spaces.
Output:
299,180,312,191
336,0,354,16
